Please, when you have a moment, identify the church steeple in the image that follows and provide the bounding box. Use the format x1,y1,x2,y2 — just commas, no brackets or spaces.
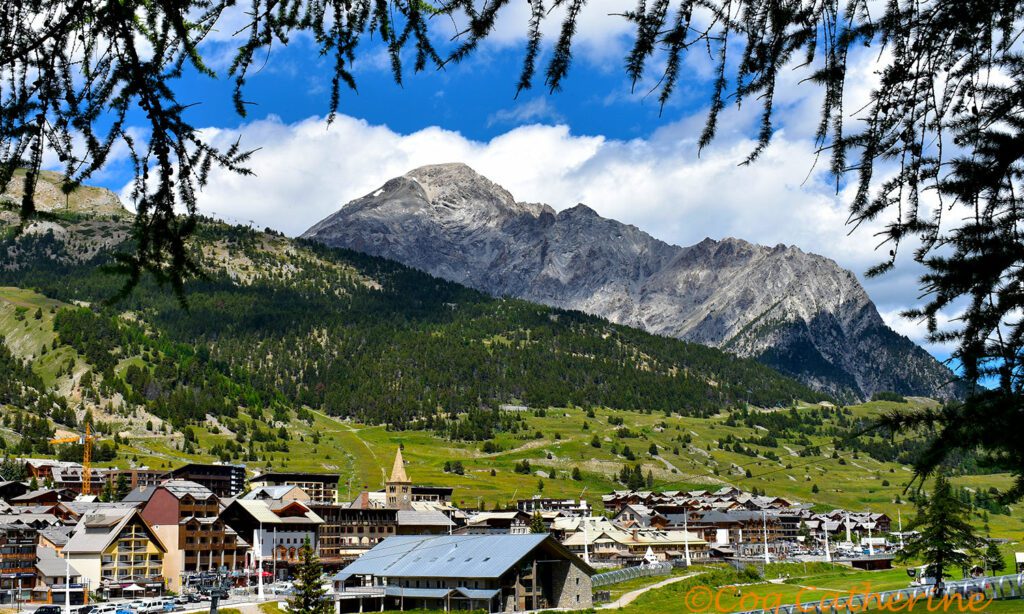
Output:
386,447,413,509
390,447,410,483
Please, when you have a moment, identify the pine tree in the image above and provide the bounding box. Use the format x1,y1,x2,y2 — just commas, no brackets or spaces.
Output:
288,538,331,614
100,479,115,503
571,467,582,481
985,541,1006,574
0,456,24,482
899,474,982,586
798,521,813,543
114,474,131,500
530,511,546,534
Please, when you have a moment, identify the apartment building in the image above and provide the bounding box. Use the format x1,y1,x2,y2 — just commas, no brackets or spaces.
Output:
125,480,245,592
62,509,166,600
249,472,342,503
0,523,37,604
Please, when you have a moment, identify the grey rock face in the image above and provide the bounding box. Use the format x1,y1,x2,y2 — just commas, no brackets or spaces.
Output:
303,163,960,401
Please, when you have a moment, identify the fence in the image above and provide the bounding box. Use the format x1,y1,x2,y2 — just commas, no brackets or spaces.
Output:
591,563,674,588
733,572,1024,614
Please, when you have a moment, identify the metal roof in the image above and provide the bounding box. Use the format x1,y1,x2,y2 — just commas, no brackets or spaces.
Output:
456,587,500,600
396,510,454,527
374,586,500,600
334,534,556,580
161,479,217,500
383,587,451,598
37,557,81,578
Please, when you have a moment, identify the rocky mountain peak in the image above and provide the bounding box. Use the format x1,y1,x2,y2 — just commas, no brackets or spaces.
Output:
405,163,516,209
303,163,962,401
1,169,130,218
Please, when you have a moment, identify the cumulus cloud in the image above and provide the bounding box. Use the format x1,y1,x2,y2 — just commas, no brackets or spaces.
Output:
878,306,962,359
134,103,937,327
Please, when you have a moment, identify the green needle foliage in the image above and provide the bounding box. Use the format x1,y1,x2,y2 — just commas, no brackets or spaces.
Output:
289,537,332,614
3,0,1022,499
530,511,546,533
898,473,983,584
984,541,1006,575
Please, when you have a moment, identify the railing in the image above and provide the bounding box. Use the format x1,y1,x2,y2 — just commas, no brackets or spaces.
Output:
592,563,674,588
336,586,387,596
733,573,1024,614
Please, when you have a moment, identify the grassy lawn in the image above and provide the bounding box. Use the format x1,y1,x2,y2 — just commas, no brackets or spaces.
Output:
618,563,1024,613
600,566,695,600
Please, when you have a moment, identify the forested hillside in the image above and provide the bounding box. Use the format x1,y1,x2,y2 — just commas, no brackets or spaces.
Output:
0,209,826,449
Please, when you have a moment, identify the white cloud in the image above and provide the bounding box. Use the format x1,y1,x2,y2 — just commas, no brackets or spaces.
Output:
878,306,961,359
142,103,938,326
488,97,564,127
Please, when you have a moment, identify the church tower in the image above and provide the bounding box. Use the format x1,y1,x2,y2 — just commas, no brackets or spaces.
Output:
386,447,413,510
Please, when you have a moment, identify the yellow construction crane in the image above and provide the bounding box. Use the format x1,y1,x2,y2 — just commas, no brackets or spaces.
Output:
49,422,95,496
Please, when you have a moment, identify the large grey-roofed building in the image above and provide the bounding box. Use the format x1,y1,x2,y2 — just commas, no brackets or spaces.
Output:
333,534,593,612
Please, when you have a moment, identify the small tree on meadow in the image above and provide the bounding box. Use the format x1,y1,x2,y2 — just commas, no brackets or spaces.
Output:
898,474,982,586
985,541,1006,575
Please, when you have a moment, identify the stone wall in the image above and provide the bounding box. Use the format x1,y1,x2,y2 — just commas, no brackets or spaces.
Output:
549,560,593,610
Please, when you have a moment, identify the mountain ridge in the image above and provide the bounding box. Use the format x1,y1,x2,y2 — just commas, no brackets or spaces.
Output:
303,162,961,401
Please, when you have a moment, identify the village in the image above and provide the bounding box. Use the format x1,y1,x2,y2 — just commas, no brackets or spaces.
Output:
0,447,975,613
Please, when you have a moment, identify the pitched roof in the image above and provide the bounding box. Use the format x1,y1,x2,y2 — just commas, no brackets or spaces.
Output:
40,525,75,546
161,479,217,500
65,501,139,515
37,556,81,578
241,485,308,501
333,534,588,581
389,448,409,483
10,488,63,502
124,479,217,503
122,486,158,503
226,499,324,525
396,510,453,527
63,509,165,554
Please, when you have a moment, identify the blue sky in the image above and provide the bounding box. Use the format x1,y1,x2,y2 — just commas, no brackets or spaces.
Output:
173,36,699,143
74,15,960,363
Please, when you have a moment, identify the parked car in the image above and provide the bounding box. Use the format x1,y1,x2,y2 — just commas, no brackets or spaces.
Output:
35,607,64,614
157,599,183,612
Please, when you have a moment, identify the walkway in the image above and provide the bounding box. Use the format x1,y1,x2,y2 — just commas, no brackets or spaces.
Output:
599,572,703,609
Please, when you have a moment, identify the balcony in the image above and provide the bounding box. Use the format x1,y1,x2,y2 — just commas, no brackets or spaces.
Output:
337,586,386,596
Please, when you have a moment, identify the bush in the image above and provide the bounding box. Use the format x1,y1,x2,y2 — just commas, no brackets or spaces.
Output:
741,564,762,582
